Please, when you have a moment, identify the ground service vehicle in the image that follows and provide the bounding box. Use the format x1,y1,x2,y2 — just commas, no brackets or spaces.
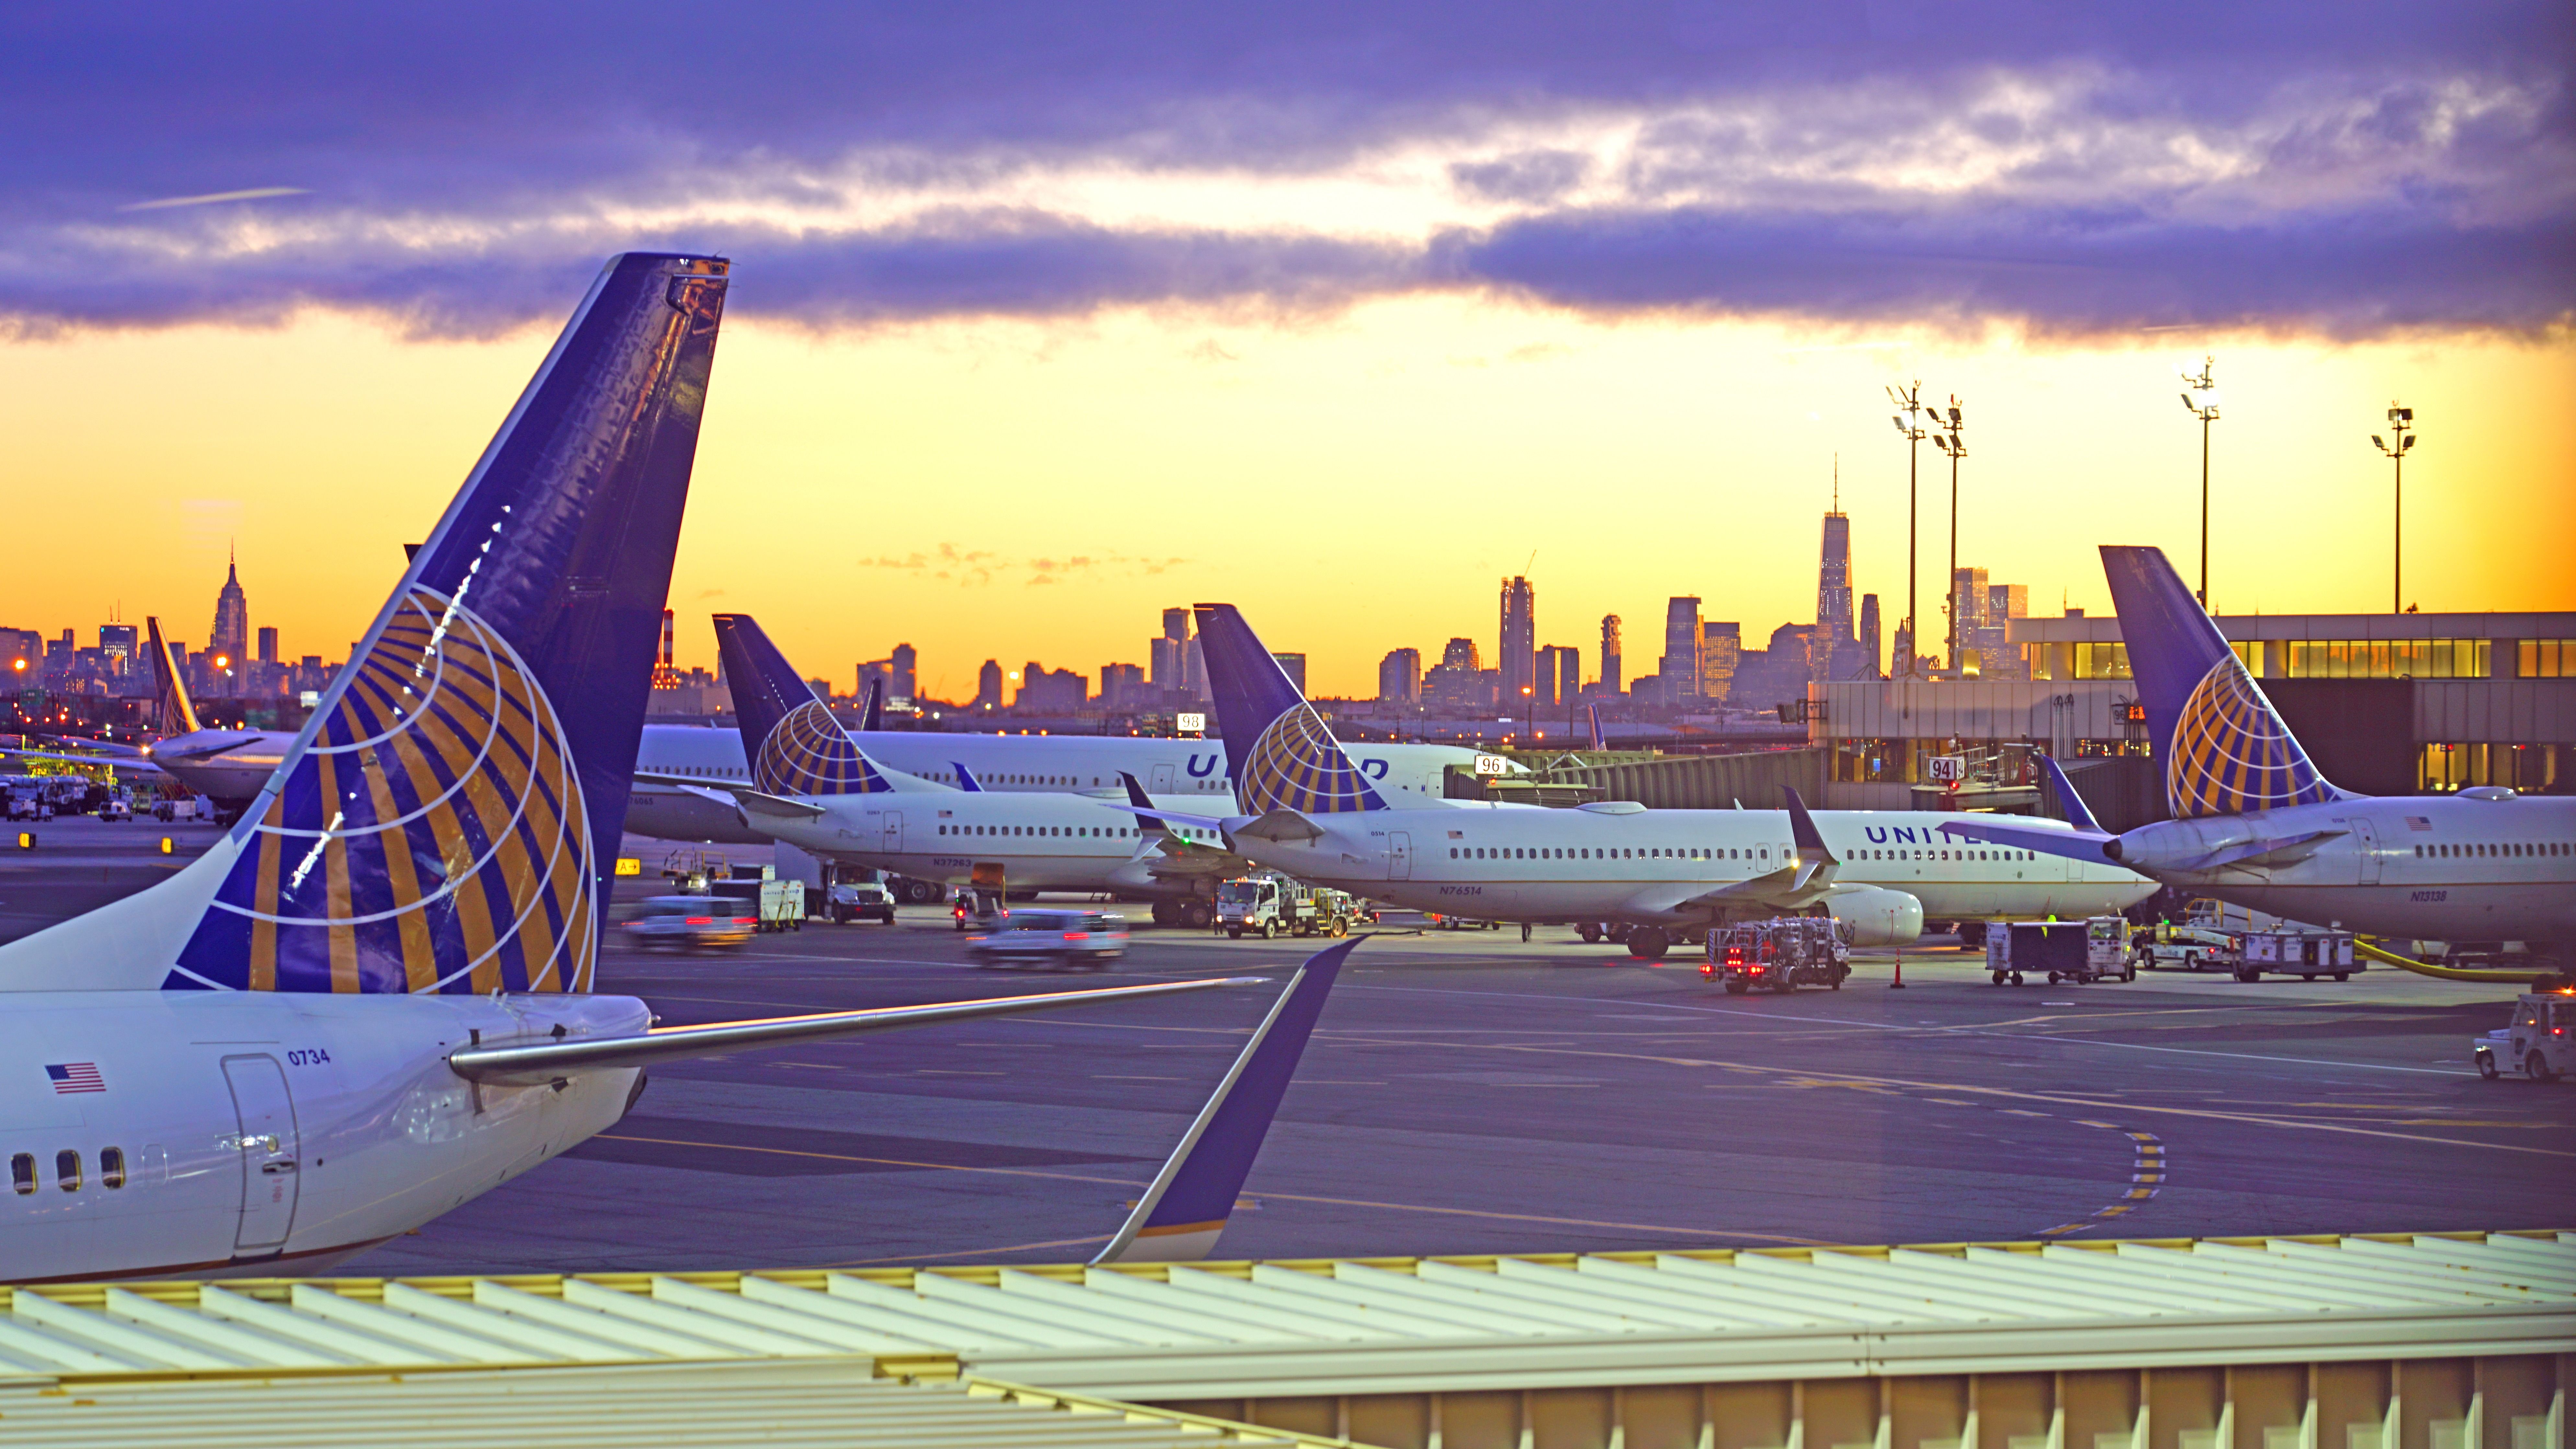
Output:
711,877,806,932
1216,874,1356,939
2127,897,2265,973
2235,929,2358,983
623,895,759,950
1988,920,2130,984
2475,992,2573,1081
953,887,1008,932
968,909,1130,970
828,880,897,924
1704,917,1850,994
96,793,132,822
2086,916,2133,980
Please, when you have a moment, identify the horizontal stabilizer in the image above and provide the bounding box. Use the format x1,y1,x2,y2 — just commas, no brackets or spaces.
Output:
1944,818,2116,864
2177,828,2345,873
448,975,1263,1085
1095,938,1356,1263
1230,808,1324,843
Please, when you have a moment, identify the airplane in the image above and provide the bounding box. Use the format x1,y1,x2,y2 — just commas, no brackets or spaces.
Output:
1948,546,2576,975
1107,603,2158,960
678,614,1260,927
0,252,1279,1284
621,684,1499,845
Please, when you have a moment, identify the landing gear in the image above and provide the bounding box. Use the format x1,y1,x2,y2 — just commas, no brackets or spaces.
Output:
1521,923,1533,943
1183,901,1214,930
1150,901,1177,928
1577,924,1602,943
1626,926,1670,961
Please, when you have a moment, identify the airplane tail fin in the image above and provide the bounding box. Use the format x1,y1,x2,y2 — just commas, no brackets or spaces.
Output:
1191,604,1386,817
1093,937,1354,1264
858,674,886,732
2038,755,2107,835
1585,701,1605,752
951,761,986,792
144,616,202,735
2099,546,2350,819
61,253,732,996
712,614,896,798
1782,786,1838,891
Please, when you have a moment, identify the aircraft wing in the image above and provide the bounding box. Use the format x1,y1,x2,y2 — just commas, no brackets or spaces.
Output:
1,745,168,776
634,775,828,821
448,975,1261,1086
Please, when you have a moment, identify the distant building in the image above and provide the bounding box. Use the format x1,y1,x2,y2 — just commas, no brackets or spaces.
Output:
975,659,1003,709
1600,615,1622,694
0,627,39,681
1949,566,1990,671
1557,648,1581,707
1662,597,1702,699
1534,645,1567,708
1860,594,1882,679
1151,608,1188,694
1499,576,1535,707
1017,664,1087,713
1099,662,1145,708
1699,621,1739,704
210,549,248,666
890,643,917,705
98,624,137,678
1378,648,1421,703
1818,507,1853,640
1441,637,1480,671
1271,652,1307,696
1974,581,2029,680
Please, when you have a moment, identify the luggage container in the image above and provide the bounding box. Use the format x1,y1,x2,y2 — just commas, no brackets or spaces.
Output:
1985,920,2125,985
2233,930,2358,983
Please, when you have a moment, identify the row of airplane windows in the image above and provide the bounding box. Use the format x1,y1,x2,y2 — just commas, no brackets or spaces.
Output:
2415,842,2568,858
935,823,1220,842
11,1147,125,1194
658,765,1230,791
1446,846,2042,864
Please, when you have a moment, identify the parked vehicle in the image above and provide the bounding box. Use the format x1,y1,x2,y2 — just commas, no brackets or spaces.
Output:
965,909,1129,970
95,793,132,822
2475,991,2572,1082
1704,917,1850,994
827,880,897,925
1987,919,2130,984
1215,873,1357,939
622,895,757,950
711,877,806,932
2234,929,2359,983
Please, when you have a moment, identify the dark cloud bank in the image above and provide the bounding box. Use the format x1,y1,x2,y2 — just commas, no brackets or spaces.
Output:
2,2,2568,337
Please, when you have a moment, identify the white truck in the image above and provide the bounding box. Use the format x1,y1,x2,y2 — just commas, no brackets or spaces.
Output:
1215,874,1357,939
2474,993,2573,1082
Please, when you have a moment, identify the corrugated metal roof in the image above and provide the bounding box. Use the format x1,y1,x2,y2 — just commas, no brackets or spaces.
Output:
2,1232,2566,1400
0,1362,1345,1448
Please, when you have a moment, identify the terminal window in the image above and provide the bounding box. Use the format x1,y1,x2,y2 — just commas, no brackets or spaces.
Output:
2517,639,2575,677
2282,638,2485,679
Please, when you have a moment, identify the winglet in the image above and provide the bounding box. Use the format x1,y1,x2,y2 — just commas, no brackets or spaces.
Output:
2038,755,2105,835
859,675,886,732
1093,937,1357,1264
953,762,986,793
1585,701,1605,752
1118,770,1169,833
1782,785,1837,891
144,616,202,736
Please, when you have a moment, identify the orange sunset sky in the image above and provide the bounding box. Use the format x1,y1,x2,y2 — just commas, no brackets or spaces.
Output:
5,303,2570,701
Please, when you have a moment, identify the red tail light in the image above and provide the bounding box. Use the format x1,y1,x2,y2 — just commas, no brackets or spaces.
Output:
684,916,713,926
1699,962,1714,977
733,916,756,926
1064,931,1087,941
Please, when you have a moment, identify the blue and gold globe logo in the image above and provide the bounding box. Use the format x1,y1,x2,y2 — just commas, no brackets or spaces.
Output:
2166,656,2338,819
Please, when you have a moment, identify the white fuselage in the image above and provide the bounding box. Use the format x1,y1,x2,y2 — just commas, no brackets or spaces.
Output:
2113,793,2576,943
623,724,1483,845
1233,805,2157,926
743,789,1231,898
0,991,645,1283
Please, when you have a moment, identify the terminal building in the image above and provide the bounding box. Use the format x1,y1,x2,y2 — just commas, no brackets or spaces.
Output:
1811,611,2576,825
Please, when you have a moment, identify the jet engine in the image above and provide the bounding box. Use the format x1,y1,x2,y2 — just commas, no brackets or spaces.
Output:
1823,886,1924,946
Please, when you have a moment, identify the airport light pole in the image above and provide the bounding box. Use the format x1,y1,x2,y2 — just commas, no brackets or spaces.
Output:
2179,358,2221,607
2372,403,2418,614
1888,382,1928,678
1932,399,1966,675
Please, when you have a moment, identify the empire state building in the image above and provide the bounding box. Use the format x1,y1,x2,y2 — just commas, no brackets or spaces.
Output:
210,548,249,666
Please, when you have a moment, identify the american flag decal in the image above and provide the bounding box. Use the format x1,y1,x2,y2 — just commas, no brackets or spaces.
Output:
2406,816,2433,831
46,1063,104,1094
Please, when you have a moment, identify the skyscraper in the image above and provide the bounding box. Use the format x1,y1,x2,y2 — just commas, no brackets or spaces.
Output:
1860,594,1882,679
1600,615,1622,694
1557,648,1581,708
1662,597,1702,698
210,548,248,665
1151,608,1188,694
1534,645,1566,708
890,643,916,704
975,658,1003,709
1378,648,1421,703
1818,508,1853,640
1700,621,1740,702
1498,576,1535,708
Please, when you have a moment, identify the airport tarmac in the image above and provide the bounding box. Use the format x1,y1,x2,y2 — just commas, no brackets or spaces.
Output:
4,818,2568,1274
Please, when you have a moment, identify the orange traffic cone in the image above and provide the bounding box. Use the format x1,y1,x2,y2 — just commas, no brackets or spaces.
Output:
1890,952,1907,989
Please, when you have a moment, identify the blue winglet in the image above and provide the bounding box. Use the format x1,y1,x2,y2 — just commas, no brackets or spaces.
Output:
952,762,985,792
1093,936,1357,1263
859,675,886,732
1117,771,1167,832
2038,755,2106,835
1586,701,1605,751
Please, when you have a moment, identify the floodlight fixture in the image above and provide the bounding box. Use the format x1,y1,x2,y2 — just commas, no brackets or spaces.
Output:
2374,400,2419,613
